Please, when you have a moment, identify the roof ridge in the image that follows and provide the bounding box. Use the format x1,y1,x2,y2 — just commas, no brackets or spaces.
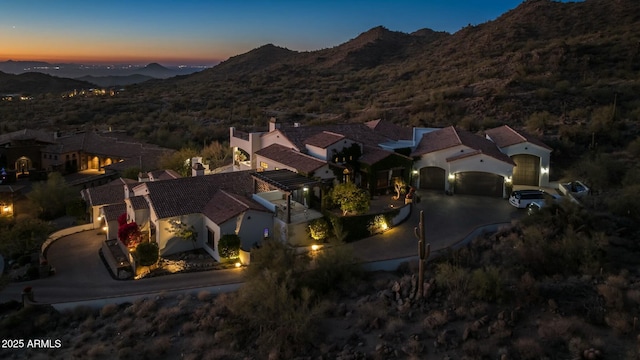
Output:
217,189,249,209
450,126,462,145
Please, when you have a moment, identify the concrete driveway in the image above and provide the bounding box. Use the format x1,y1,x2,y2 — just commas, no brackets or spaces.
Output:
351,190,522,262
0,190,523,304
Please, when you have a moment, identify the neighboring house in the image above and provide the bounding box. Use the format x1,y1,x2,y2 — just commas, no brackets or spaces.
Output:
0,129,55,178
0,128,173,186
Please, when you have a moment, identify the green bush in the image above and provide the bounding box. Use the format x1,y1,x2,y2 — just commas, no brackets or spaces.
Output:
469,266,505,302
136,242,159,266
330,182,370,216
308,218,330,242
219,234,241,259
325,210,397,242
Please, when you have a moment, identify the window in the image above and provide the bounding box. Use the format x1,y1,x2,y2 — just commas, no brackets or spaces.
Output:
207,228,215,250
260,161,268,170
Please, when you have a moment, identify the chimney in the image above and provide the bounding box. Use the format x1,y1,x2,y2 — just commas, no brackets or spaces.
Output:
268,117,280,132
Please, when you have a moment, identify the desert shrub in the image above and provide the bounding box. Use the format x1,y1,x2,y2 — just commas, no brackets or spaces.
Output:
197,290,212,302
154,306,183,334
469,266,505,302
435,262,469,306
597,275,628,310
303,240,363,295
605,310,632,335
133,299,157,318
225,269,323,356
607,184,640,222
423,309,449,329
100,303,118,318
513,337,545,360
537,316,581,345
223,240,323,356
308,218,330,241
218,234,240,259
355,300,389,331
517,272,540,304
135,242,159,266
86,343,107,359
526,110,552,133
148,335,171,356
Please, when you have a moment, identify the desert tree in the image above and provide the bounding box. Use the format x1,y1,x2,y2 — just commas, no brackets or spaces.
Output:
330,182,370,216
27,172,77,219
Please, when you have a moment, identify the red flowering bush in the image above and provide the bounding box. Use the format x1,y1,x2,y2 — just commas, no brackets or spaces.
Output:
117,213,128,226
118,219,141,248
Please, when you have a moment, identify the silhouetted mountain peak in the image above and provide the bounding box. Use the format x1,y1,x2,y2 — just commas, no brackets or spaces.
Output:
144,63,169,71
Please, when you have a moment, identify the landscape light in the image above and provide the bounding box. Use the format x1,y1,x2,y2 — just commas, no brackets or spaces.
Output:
235,262,241,268
311,244,319,251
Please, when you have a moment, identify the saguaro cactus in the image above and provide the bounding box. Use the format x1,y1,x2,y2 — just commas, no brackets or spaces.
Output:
414,210,431,299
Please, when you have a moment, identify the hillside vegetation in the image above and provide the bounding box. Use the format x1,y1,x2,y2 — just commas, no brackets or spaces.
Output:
0,0,637,147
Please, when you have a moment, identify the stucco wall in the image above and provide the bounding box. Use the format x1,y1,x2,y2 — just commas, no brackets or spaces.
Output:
235,210,273,250
499,142,551,186
157,214,204,256
448,154,513,178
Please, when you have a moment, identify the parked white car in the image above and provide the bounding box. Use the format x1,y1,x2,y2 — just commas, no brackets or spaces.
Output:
509,189,559,209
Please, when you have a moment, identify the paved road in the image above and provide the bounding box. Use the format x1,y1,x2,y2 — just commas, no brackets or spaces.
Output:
0,190,523,304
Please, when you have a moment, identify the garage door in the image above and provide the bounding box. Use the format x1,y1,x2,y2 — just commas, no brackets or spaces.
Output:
455,172,504,197
419,167,445,190
512,154,540,186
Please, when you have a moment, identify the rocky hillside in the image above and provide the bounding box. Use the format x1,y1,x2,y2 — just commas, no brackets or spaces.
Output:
0,71,94,94
147,0,639,129
2,0,639,150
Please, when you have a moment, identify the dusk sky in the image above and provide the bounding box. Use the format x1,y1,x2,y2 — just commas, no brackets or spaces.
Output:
1,1,549,66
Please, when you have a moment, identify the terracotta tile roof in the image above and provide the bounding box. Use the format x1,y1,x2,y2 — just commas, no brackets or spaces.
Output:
485,125,552,151
411,126,462,156
365,119,413,140
412,126,514,165
102,203,126,222
42,131,175,172
359,145,412,166
142,171,255,219
456,130,515,165
203,190,270,224
148,169,181,181
255,144,326,175
305,131,345,148
0,129,56,145
81,178,139,206
275,123,393,150
127,195,149,210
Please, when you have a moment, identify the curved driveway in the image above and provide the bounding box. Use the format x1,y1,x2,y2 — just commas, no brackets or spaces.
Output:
0,191,522,304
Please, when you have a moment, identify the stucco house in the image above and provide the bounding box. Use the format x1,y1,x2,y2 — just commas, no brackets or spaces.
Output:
122,171,273,261
230,118,414,196
232,119,551,199
80,177,140,231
